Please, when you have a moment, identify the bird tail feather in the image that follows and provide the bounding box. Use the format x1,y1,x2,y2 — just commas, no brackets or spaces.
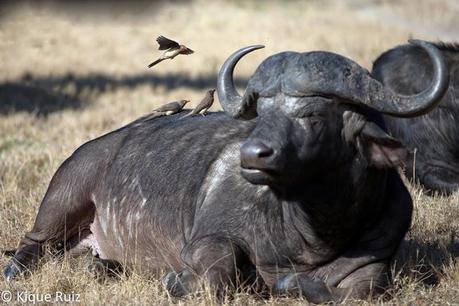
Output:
142,112,166,121
180,111,195,119
148,58,164,68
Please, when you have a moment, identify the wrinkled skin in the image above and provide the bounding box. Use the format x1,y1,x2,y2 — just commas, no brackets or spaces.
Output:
372,42,459,195
4,41,448,303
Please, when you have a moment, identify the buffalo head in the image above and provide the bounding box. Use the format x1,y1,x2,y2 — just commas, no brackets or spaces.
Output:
217,40,449,186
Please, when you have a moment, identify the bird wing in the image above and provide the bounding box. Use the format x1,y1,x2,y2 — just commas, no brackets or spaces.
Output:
153,101,180,112
180,47,194,55
156,36,180,50
191,95,213,114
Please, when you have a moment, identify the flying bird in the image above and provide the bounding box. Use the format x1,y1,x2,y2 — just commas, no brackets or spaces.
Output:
181,89,216,119
147,36,194,68
142,99,191,120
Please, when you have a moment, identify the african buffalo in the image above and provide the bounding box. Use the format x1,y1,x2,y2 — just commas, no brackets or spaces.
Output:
4,40,448,303
372,42,459,195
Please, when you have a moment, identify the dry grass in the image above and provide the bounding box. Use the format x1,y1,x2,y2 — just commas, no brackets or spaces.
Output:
0,0,458,304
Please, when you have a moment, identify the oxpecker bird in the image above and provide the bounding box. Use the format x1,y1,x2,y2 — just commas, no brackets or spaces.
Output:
143,100,191,120
148,36,194,68
181,89,216,118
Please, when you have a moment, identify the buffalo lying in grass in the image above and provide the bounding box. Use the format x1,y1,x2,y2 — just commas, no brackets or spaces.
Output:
4,40,449,303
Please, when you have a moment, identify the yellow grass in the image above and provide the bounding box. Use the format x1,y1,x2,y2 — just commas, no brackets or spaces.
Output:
0,0,458,304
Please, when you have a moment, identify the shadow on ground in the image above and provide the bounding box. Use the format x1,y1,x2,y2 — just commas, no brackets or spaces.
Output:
0,72,249,116
0,0,191,20
0,83,82,116
394,233,459,287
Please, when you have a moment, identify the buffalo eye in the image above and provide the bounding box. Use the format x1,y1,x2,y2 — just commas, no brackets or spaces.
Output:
296,112,325,135
305,112,324,126
308,111,322,121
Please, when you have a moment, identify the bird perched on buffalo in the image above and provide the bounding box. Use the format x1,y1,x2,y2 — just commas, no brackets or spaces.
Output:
181,89,216,118
142,99,191,120
147,36,194,68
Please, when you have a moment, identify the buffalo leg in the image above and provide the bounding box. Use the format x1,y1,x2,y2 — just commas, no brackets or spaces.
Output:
420,166,459,195
3,164,95,281
162,236,245,297
272,172,409,303
272,262,388,303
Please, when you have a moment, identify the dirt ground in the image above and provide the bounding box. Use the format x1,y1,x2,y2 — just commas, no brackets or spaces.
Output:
0,0,458,304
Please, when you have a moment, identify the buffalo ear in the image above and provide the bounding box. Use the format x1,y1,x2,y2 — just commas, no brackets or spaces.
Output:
342,111,408,168
357,121,409,168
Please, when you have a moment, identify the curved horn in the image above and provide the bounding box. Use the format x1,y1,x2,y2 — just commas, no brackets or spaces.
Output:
217,45,265,119
367,39,449,117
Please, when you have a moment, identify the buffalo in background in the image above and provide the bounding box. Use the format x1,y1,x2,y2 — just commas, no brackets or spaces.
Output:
372,42,459,195
3,40,449,303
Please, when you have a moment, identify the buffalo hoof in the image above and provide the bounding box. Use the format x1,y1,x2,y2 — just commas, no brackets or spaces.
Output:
161,271,191,297
1,249,16,257
271,274,301,297
272,273,337,303
3,261,21,282
84,257,122,281
85,260,108,280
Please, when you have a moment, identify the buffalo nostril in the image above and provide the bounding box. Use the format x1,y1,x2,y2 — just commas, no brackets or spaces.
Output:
256,144,274,157
241,141,274,159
